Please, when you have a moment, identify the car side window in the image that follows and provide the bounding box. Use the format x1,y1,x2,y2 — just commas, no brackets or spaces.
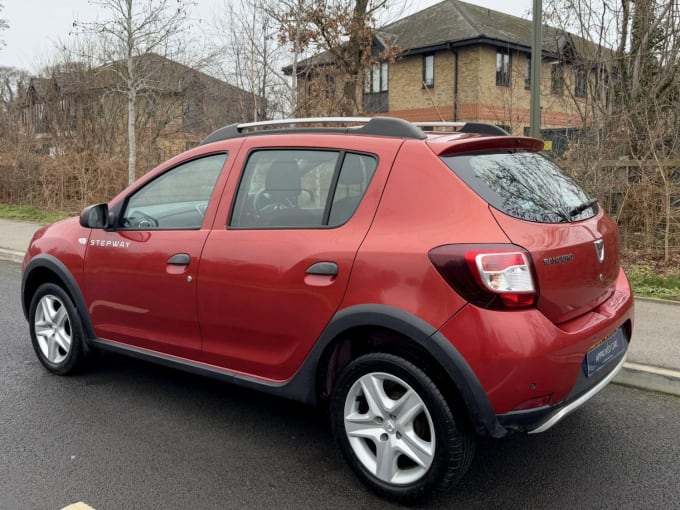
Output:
120,153,227,230
328,153,377,226
230,150,377,229
231,149,337,228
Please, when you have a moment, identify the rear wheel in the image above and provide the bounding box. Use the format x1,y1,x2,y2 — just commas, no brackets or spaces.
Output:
28,283,89,375
330,353,475,503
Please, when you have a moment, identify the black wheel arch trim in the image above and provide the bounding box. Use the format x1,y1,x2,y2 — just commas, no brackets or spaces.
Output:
21,254,97,341
284,304,507,438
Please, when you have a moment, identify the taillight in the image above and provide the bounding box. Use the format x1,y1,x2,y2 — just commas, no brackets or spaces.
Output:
428,244,538,310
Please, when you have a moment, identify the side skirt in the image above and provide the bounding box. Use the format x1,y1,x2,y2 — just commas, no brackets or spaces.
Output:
90,338,306,401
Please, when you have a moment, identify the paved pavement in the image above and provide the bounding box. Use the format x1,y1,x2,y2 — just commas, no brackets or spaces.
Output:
0,218,37,264
1,217,678,396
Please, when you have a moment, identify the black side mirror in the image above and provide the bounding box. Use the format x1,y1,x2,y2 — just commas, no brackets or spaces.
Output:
80,203,110,229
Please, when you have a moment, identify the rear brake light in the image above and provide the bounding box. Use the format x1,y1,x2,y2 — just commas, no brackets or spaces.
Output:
428,244,538,310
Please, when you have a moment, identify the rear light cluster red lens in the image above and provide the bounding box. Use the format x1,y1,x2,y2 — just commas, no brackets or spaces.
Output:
428,244,538,310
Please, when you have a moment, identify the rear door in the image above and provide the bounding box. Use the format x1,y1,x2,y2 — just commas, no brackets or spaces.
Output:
197,135,402,381
440,150,620,324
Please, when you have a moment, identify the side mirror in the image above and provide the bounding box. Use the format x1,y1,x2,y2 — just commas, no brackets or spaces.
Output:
80,203,110,229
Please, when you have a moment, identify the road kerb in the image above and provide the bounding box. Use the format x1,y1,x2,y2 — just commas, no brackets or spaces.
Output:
614,362,680,397
0,248,23,264
635,296,680,306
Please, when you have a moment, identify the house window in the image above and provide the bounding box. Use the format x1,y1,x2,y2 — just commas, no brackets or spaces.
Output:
34,103,47,134
182,96,198,130
324,74,335,99
365,62,388,93
496,49,511,87
551,64,564,95
575,67,587,98
423,54,434,88
363,62,388,113
525,56,531,90
59,98,76,130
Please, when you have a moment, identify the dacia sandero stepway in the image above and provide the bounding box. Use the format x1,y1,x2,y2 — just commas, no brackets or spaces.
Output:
22,117,634,503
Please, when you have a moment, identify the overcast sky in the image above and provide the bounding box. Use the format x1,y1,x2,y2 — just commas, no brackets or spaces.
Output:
1,0,534,72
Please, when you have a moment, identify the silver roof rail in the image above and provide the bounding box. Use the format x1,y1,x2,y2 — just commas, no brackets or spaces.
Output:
415,121,510,136
238,117,373,130
199,117,509,145
413,122,467,129
200,116,428,145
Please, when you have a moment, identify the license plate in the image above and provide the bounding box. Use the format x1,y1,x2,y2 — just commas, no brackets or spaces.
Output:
585,329,626,377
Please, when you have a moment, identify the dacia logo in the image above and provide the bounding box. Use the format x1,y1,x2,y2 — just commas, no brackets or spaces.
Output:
594,239,605,263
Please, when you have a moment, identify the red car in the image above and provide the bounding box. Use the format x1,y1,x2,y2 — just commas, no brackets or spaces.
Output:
21,117,633,503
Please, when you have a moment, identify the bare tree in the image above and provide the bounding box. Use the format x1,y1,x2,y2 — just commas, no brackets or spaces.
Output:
211,0,409,118
272,0,400,116
270,0,318,115
544,0,680,261
212,0,288,119
0,66,29,148
74,0,193,185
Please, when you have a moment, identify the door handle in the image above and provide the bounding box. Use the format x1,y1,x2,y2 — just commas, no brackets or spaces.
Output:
305,261,338,276
167,253,191,266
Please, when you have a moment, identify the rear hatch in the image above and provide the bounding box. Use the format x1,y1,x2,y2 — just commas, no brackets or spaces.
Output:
440,148,620,324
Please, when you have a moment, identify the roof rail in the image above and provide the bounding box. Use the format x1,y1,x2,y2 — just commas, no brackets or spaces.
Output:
200,116,428,145
200,117,511,145
414,122,510,136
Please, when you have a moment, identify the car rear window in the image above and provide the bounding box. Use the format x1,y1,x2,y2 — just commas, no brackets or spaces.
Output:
441,151,597,223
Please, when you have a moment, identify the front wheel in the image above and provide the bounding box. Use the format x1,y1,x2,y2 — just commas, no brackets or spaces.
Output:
28,283,89,375
330,353,475,504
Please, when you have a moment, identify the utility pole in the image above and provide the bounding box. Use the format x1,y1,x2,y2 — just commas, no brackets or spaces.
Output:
529,0,542,138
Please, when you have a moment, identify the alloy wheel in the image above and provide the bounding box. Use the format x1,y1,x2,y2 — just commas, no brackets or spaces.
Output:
343,371,435,485
33,294,72,365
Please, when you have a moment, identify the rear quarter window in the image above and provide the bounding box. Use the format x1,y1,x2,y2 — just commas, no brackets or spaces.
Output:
441,151,597,223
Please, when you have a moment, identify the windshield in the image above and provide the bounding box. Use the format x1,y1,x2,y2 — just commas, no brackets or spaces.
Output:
441,151,597,223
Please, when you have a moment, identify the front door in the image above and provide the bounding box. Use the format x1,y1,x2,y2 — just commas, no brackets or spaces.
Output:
83,153,228,358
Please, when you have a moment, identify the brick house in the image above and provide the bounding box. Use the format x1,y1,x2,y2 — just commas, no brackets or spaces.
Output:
290,0,609,137
21,54,259,158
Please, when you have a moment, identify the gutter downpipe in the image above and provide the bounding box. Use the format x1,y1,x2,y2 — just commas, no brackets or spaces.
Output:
449,43,459,121
529,0,542,137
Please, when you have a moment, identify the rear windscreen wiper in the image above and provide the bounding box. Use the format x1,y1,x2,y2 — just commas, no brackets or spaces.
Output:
568,198,599,218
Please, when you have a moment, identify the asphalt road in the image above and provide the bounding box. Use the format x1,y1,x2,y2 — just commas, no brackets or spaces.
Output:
2,260,680,510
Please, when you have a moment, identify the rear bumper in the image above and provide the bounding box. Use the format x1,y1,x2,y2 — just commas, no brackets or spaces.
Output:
497,350,628,433
437,268,633,435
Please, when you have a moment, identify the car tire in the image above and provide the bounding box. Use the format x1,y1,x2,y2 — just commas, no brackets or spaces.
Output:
28,283,89,375
330,352,475,503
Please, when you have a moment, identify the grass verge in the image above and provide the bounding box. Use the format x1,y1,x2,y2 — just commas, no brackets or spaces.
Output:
0,203,72,224
626,264,680,302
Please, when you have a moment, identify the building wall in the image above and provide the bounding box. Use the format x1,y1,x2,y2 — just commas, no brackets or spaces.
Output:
388,50,455,114
383,44,593,135
20,73,255,160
